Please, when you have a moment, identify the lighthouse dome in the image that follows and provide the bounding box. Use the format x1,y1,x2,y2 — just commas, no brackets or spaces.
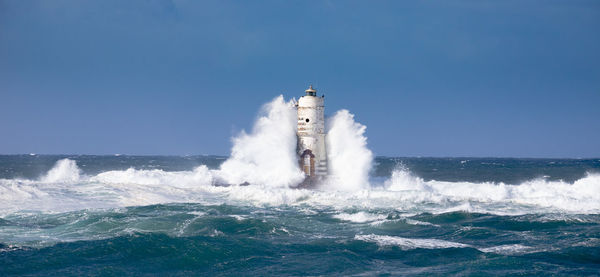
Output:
305,85,317,96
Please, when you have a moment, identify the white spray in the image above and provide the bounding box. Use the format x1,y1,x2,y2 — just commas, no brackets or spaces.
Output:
2,160,600,215
42,158,81,183
325,109,374,191
3,96,599,216
216,95,305,188
215,95,375,191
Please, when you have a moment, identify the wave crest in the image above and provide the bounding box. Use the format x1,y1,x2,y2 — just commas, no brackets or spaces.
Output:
2,156,599,216
384,167,600,213
42,159,81,183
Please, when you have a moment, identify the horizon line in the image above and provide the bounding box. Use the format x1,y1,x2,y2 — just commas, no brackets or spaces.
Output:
1,153,598,160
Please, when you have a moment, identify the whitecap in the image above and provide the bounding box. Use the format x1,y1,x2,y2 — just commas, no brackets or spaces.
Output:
479,244,537,255
333,212,387,223
355,234,470,250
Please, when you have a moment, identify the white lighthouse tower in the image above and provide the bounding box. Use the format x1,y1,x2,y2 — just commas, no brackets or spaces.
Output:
296,85,327,179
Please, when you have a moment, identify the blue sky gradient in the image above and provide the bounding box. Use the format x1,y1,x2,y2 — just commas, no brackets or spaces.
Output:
1,0,599,157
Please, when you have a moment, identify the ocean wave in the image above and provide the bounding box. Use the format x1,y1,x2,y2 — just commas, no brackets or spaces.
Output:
1,158,600,216
333,212,387,223
355,234,469,249
384,167,600,214
41,158,81,183
0,96,599,216
355,234,541,255
478,244,537,255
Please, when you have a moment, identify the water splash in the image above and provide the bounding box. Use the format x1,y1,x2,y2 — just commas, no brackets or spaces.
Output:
325,109,373,191
1,97,599,216
216,95,305,188
1,157,600,215
42,159,81,183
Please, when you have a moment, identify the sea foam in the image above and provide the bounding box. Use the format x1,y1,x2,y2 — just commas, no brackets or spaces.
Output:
2,158,599,216
355,234,540,255
384,166,600,214
355,234,470,249
333,212,387,223
0,97,599,216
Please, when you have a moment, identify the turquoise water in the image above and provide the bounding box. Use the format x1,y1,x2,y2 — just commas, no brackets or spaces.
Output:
1,155,599,276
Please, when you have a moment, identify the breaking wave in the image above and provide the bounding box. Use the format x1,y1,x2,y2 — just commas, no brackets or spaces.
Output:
325,109,373,191
216,96,304,188
0,96,599,216
384,166,600,214
1,158,599,216
42,158,81,183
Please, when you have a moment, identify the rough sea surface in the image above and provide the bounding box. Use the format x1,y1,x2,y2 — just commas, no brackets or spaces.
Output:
1,155,599,276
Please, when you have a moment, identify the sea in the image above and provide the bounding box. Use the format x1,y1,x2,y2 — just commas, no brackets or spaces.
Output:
2,97,600,275
1,155,599,276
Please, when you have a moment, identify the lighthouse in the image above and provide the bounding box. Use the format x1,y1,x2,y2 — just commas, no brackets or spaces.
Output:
296,85,327,180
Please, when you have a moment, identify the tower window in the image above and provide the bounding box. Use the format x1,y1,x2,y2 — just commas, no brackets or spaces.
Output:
305,118,310,123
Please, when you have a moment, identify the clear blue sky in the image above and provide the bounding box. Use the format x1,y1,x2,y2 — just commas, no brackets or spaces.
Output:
1,0,599,157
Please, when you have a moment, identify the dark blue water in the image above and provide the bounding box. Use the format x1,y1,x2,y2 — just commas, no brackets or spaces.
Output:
1,155,599,276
